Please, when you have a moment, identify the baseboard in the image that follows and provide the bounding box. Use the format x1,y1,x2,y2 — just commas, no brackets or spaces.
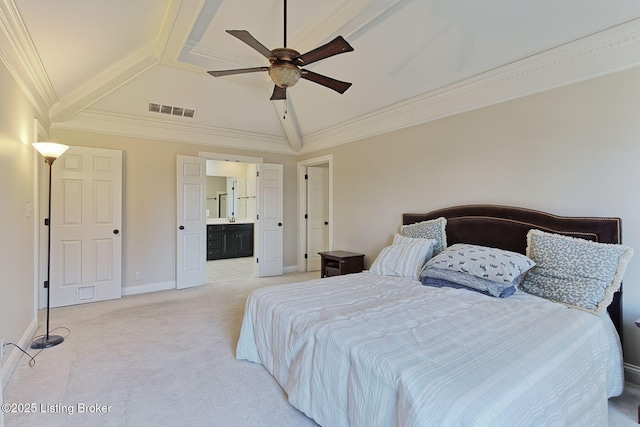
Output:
122,281,176,296
625,363,640,385
1,318,38,390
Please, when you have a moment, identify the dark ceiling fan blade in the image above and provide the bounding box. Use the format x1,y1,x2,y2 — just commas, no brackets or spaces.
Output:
270,85,287,100
207,67,268,77
226,30,274,59
301,70,352,94
295,36,354,66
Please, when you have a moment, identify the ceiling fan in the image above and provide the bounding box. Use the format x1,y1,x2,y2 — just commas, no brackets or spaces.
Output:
207,0,354,100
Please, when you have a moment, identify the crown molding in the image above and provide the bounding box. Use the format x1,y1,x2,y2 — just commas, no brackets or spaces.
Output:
51,109,296,155
300,18,640,154
0,0,56,121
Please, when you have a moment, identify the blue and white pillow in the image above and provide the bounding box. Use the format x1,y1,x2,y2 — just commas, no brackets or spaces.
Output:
370,240,436,280
421,243,535,298
520,229,634,315
400,217,447,255
424,243,535,284
421,269,518,298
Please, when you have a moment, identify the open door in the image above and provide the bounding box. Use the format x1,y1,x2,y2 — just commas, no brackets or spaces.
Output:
176,155,207,289
256,163,283,277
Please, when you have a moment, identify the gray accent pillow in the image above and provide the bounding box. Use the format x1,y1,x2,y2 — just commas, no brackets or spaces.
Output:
400,217,447,255
520,229,634,315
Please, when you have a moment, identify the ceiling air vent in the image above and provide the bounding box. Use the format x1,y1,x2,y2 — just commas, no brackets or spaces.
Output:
148,103,196,119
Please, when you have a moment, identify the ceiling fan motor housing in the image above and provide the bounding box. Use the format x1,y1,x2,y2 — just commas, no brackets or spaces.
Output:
269,48,302,88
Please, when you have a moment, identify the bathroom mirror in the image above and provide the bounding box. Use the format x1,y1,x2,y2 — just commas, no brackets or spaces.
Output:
206,161,256,220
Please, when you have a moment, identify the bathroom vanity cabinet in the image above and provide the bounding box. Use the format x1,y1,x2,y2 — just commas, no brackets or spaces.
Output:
207,223,254,260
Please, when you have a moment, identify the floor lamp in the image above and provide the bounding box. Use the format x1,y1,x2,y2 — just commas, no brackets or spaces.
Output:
31,142,69,349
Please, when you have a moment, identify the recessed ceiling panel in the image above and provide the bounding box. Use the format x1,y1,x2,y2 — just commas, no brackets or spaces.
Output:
11,0,640,150
15,0,173,99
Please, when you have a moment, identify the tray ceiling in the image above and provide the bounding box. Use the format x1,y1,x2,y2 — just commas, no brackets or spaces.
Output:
6,0,640,154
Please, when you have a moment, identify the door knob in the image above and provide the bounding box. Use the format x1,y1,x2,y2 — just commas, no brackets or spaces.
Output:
179,225,185,230
324,221,329,225
278,223,282,227
113,229,120,235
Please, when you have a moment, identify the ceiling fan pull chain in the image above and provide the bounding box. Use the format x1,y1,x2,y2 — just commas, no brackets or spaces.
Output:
283,100,287,120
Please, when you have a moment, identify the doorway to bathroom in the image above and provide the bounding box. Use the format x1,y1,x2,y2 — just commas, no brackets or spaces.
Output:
205,158,257,283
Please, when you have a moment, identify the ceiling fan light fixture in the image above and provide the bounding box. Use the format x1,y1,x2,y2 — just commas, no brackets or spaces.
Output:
268,64,301,88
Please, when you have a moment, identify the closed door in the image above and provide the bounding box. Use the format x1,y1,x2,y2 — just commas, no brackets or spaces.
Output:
306,166,329,271
176,155,207,289
50,146,122,307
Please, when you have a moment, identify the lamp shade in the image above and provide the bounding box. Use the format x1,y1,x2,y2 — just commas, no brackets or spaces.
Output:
32,142,69,159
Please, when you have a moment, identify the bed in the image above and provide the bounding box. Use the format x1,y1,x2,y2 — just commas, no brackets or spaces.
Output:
237,205,631,426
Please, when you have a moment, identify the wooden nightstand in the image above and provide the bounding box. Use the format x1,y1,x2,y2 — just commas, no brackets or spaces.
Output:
319,251,365,278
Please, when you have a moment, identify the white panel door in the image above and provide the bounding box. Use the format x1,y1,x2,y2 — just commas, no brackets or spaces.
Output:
176,155,207,289
306,166,329,271
50,147,122,307
256,163,283,277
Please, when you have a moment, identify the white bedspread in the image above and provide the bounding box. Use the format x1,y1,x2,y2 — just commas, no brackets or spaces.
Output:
237,272,623,427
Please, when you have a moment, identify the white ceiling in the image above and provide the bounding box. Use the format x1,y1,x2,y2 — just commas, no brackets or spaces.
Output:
7,0,640,154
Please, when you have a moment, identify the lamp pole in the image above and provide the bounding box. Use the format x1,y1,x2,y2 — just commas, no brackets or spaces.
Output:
31,143,68,349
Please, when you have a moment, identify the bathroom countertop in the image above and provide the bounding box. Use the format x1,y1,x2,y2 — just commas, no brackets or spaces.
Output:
206,218,255,225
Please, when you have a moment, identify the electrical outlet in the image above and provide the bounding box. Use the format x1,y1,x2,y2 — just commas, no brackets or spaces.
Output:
135,272,141,281
1,339,5,358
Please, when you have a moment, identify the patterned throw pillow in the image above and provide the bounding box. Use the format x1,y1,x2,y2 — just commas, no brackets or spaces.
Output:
520,229,634,315
421,243,535,297
400,217,447,255
424,243,535,284
370,240,436,280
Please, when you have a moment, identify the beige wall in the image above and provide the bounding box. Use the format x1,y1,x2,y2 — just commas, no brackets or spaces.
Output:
47,130,299,291
300,67,640,369
0,59,38,386
4,49,640,389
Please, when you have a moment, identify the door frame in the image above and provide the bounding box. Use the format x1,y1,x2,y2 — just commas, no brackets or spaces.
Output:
297,154,333,272
197,151,264,277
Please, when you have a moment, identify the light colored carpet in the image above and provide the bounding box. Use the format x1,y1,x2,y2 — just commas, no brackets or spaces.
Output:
2,271,639,426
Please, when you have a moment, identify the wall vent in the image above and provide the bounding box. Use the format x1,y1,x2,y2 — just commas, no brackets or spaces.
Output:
148,103,196,119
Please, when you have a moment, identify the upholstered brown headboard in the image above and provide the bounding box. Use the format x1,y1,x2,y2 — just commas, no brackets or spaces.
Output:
403,205,623,340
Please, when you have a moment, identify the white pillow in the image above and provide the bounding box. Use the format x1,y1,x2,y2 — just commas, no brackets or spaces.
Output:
370,240,435,280
392,233,435,246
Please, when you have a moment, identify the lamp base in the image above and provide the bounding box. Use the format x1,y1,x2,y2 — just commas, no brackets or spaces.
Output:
30,335,64,349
